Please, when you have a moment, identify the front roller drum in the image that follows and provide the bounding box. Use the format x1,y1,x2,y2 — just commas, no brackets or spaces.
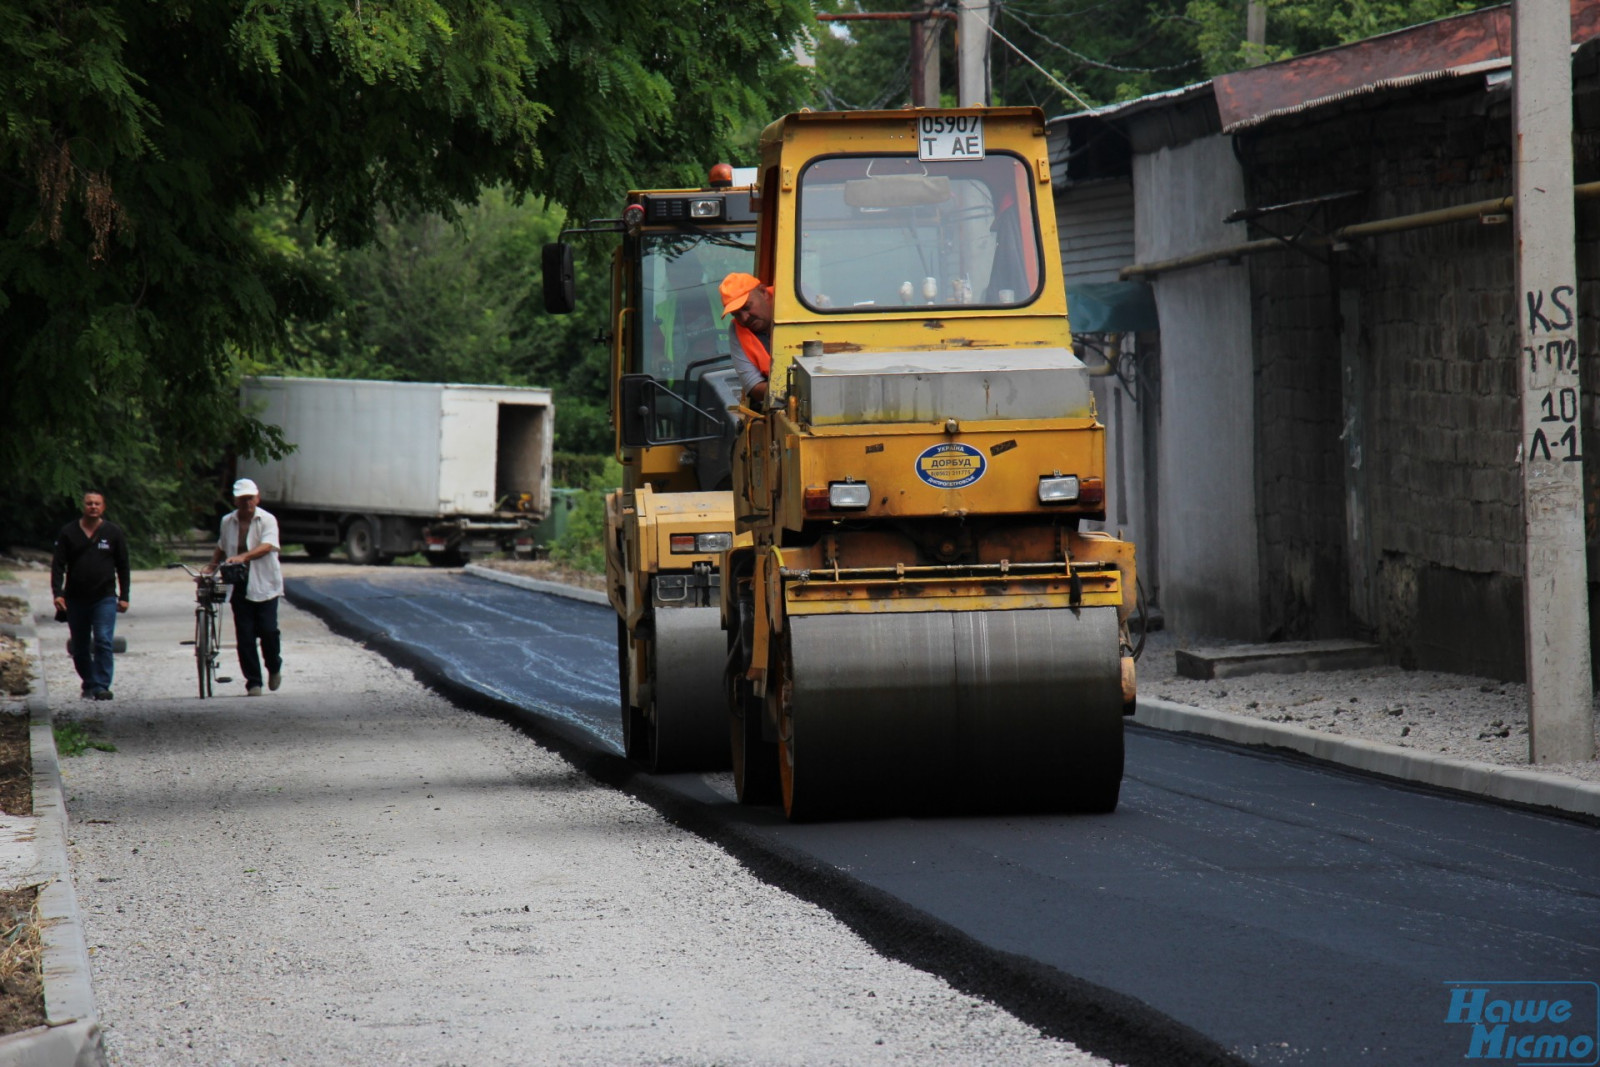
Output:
774,607,1125,819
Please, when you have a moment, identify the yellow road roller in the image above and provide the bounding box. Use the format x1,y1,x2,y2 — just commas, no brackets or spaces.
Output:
544,166,755,771
716,108,1138,818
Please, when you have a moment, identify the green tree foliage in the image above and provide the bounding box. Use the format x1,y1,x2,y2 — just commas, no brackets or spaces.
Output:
1,0,812,548
811,0,1500,115
550,456,625,572
252,190,614,452
1187,0,1494,76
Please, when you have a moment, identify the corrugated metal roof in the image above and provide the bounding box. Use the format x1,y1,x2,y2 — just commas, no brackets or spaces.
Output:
1047,81,1213,129
1213,0,1600,133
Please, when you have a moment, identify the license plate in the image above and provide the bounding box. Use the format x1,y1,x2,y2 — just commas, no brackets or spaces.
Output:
917,115,984,161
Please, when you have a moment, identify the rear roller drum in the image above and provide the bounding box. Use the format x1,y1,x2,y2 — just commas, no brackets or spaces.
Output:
617,618,649,761
729,664,779,805
648,608,731,773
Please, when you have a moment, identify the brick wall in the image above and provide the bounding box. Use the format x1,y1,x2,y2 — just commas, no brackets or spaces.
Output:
1237,78,1550,677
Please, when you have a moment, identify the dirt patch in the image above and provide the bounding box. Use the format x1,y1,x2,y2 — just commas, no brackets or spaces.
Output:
476,558,607,592
0,886,46,1036
0,714,30,818
0,637,29,698
0,598,23,626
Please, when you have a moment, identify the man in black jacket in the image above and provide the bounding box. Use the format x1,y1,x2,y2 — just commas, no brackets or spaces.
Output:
51,491,130,700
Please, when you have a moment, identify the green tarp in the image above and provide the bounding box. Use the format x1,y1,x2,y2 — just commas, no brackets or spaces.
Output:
1065,281,1158,334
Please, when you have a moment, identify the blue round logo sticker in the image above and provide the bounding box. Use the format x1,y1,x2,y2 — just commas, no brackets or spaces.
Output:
915,442,986,489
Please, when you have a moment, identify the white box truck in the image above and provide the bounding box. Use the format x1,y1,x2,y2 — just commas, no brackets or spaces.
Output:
239,377,553,565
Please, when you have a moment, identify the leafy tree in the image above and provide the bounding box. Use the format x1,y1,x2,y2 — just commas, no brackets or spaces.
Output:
811,0,1501,116
1187,0,1496,76
1,0,812,549
254,189,614,452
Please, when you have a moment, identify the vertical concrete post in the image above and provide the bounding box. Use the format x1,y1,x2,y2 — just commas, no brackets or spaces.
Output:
958,0,989,107
1514,0,1595,763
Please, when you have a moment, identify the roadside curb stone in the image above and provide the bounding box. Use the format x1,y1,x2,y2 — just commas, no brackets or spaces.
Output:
461,563,609,605
1135,696,1600,821
463,563,1600,823
0,581,106,1067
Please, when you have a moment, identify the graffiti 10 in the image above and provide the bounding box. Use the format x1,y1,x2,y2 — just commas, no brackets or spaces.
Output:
1531,386,1583,462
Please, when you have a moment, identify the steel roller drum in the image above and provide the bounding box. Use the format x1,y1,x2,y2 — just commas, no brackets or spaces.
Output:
781,606,1124,817
649,606,732,772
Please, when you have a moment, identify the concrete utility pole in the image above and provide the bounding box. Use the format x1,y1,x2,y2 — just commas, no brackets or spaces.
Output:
1246,2,1266,48
958,0,990,107
1513,0,1596,763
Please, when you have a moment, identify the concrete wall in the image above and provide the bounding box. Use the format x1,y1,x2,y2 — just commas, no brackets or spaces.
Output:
1134,134,1262,639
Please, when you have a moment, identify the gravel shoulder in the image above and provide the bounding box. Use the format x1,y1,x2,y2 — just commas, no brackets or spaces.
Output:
23,566,1111,1067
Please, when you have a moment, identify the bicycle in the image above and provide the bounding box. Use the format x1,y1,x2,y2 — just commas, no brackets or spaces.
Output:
169,563,233,698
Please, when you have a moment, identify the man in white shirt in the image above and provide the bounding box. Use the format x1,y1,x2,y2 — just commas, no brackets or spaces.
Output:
205,478,285,697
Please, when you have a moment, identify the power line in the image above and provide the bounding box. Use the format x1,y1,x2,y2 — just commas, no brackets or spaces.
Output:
1003,6,1200,74
955,0,1095,111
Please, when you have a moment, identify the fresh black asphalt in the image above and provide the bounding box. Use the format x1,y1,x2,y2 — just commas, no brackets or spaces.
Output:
288,570,1600,1067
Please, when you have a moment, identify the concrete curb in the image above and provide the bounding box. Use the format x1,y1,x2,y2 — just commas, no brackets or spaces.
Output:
1135,696,1600,821
0,582,106,1067
461,563,609,606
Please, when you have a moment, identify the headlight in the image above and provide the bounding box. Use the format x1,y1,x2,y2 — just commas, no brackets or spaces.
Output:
828,481,872,509
689,198,723,219
670,532,734,554
1038,475,1080,504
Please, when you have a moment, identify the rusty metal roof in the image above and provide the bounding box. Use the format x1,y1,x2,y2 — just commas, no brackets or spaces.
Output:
1213,0,1600,133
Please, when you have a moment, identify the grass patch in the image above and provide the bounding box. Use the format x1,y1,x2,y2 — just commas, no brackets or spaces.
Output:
0,569,15,584
53,719,115,757
0,887,45,1034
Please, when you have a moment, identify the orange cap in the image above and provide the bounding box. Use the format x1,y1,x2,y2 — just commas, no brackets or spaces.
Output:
720,272,762,316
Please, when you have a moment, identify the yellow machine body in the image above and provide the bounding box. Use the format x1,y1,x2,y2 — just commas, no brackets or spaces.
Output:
722,108,1137,818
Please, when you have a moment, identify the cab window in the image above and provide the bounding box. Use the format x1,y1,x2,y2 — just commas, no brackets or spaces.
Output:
794,154,1042,313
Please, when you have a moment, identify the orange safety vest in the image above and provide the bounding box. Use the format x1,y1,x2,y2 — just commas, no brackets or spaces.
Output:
734,322,771,377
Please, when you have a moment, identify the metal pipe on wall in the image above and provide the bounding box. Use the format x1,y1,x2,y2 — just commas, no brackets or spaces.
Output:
1120,182,1600,280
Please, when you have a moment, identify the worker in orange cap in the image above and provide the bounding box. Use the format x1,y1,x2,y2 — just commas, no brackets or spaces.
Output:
720,272,773,404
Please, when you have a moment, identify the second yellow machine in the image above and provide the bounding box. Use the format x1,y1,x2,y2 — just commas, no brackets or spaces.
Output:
709,108,1140,819
544,165,755,772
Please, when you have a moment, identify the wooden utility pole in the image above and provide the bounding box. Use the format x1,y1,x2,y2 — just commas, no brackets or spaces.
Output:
1513,0,1595,763
1246,2,1266,48
911,1,940,108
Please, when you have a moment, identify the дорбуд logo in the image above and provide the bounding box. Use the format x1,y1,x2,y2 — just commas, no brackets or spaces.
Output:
1444,982,1599,1064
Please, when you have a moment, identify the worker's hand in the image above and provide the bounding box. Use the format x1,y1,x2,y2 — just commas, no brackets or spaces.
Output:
52,596,66,613
225,554,247,565
117,600,129,613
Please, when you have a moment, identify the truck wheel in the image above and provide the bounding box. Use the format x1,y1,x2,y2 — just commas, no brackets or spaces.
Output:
345,519,379,566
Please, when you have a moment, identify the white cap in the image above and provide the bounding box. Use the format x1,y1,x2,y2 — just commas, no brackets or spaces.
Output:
232,478,260,498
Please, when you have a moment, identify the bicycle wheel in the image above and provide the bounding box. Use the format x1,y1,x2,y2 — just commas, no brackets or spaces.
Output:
207,607,223,690
195,606,214,698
